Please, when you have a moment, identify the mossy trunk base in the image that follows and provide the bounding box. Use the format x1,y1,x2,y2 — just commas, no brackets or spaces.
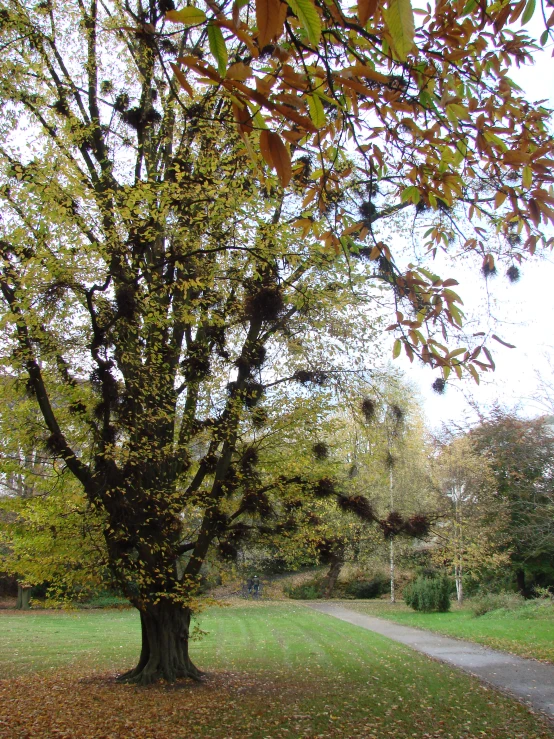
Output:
118,603,202,686
16,584,32,610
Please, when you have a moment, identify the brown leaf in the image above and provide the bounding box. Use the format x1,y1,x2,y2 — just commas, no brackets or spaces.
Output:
170,63,194,96
358,0,379,27
491,334,516,349
482,346,496,370
233,103,254,134
256,0,285,48
268,132,291,186
227,62,252,81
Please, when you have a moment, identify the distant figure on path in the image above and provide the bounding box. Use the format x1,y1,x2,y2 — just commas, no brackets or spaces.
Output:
252,575,260,598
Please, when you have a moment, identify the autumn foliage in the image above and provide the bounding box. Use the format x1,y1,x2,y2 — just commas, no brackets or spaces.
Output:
0,0,553,684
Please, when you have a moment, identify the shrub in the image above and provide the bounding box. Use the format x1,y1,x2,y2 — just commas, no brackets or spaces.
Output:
80,593,131,609
404,576,451,613
284,580,322,600
345,575,389,599
470,592,524,617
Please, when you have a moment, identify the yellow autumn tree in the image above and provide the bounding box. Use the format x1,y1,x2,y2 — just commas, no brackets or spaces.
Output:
0,0,553,684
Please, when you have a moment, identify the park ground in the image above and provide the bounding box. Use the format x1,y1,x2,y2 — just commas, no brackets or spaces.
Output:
1,601,553,739
342,598,554,663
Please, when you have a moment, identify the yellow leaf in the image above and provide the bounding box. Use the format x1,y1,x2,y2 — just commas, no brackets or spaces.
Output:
165,7,207,24
522,166,532,189
393,338,402,359
494,191,507,209
383,0,415,61
307,94,326,128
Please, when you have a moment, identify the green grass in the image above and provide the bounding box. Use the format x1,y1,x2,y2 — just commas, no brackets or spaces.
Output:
0,603,552,738
344,599,554,662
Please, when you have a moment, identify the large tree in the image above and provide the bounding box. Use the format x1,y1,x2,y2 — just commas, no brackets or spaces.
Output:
0,0,553,683
431,434,509,603
470,409,554,596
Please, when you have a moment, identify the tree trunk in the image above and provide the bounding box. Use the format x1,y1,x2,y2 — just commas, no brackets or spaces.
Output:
389,466,395,604
389,538,396,604
454,565,463,604
118,601,202,685
320,556,344,598
16,584,32,610
516,569,530,598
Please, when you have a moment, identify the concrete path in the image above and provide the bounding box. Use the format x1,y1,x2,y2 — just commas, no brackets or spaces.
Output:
309,602,554,720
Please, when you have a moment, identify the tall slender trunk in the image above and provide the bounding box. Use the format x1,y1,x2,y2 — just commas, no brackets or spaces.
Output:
454,564,463,603
454,489,463,604
389,466,395,603
118,601,202,685
389,538,395,604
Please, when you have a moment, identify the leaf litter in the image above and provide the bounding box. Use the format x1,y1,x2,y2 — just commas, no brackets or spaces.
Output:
0,666,552,739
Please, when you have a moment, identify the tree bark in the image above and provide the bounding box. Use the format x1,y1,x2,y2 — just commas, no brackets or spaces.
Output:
118,602,202,685
454,564,463,604
389,537,396,604
16,584,32,610
516,569,531,598
389,466,395,604
320,556,344,598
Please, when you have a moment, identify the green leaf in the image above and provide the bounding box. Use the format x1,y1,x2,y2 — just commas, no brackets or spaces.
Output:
448,347,467,358
208,23,228,77
393,338,402,359
307,94,326,128
166,7,207,25
540,29,549,46
449,303,464,326
462,0,477,14
418,267,439,282
400,185,420,204
468,364,480,385
285,0,321,47
521,0,536,25
384,0,415,62
522,166,532,189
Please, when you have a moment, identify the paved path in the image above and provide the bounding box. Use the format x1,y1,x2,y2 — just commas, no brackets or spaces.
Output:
309,603,554,720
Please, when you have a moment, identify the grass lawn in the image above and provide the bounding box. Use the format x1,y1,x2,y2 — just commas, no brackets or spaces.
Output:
344,599,554,662
0,602,552,739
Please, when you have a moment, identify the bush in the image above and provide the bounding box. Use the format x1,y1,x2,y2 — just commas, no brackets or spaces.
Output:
404,576,451,613
79,593,131,609
345,575,389,599
284,580,322,600
470,591,524,617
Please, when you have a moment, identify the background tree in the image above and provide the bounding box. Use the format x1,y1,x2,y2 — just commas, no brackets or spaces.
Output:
0,0,553,684
470,409,554,596
0,376,108,607
430,434,509,603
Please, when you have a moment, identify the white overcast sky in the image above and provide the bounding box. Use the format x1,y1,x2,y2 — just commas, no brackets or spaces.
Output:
391,13,554,431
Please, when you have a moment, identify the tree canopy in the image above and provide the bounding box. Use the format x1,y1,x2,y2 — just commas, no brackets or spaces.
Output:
470,409,554,595
0,0,553,684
